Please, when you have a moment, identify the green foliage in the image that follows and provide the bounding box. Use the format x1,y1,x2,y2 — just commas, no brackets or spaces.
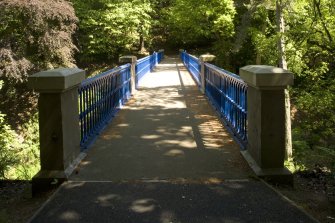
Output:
10,114,40,180
0,112,40,180
0,0,75,180
0,113,20,179
73,0,153,63
293,79,335,146
165,0,236,47
0,82,39,180
0,0,78,78
0,0,78,129
0,80,39,180
285,0,335,164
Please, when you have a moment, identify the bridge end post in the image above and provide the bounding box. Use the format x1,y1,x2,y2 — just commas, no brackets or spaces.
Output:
199,54,216,94
158,49,165,61
28,68,85,194
240,65,294,185
179,49,185,60
119,56,137,94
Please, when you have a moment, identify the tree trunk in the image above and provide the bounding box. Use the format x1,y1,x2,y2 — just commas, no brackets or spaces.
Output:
276,0,292,159
276,0,287,69
139,34,145,52
138,24,146,53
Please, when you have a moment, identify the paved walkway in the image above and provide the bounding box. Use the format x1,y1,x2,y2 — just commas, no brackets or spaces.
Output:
30,56,316,223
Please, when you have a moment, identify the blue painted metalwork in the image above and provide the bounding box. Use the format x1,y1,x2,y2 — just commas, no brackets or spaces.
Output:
180,51,201,86
205,63,248,146
135,51,164,87
78,51,164,150
78,64,132,150
180,51,247,147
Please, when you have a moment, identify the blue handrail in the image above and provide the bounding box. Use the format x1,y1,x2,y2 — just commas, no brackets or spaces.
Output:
78,64,131,150
135,51,164,88
180,51,201,86
205,63,247,145
78,51,164,150
180,51,248,147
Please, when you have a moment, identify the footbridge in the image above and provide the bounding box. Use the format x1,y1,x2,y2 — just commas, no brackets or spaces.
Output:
27,50,315,222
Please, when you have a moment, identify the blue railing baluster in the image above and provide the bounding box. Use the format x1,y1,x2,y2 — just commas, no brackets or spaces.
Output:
79,64,131,150
135,51,164,87
180,51,201,87
78,51,164,150
180,51,248,147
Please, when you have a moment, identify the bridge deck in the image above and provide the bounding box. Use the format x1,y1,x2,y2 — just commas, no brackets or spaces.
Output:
30,56,315,223
71,56,252,181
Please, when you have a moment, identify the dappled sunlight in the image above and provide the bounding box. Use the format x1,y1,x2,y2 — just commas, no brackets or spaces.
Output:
64,181,85,189
139,65,181,87
79,160,91,166
155,63,177,68
126,88,187,110
96,194,122,207
160,210,176,223
130,199,157,213
204,177,224,184
117,123,129,127
59,210,80,221
141,134,161,139
70,56,252,182
101,131,122,139
198,119,234,149
164,149,185,157
155,139,196,149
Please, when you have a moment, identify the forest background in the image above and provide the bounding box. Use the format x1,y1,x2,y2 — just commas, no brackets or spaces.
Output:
0,0,334,183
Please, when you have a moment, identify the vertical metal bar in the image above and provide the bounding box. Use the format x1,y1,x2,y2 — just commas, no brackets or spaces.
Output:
79,52,161,149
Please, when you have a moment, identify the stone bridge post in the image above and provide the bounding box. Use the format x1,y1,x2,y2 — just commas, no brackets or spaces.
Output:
119,56,137,94
239,65,294,184
199,54,216,94
28,68,86,193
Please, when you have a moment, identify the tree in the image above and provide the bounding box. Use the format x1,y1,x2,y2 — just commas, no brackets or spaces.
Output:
275,0,292,158
0,0,78,179
165,0,236,47
0,0,78,128
72,0,153,63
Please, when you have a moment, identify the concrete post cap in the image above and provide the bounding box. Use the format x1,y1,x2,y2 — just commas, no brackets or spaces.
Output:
28,68,85,92
119,56,137,63
240,65,294,88
199,54,216,62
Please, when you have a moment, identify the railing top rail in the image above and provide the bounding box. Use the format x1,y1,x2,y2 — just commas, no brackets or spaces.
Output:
137,51,159,64
185,52,199,61
137,55,151,63
81,63,131,87
205,62,246,84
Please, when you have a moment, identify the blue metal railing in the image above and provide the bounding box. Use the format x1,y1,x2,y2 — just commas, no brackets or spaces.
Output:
78,51,164,150
78,64,131,150
205,63,247,145
135,51,164,87
180,51,201,86
180,51,247,147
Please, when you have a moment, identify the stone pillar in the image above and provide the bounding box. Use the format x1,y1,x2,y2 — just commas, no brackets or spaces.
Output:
239,65,294,184
199,54,216,94
119,56,137,94
28,68,85,193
